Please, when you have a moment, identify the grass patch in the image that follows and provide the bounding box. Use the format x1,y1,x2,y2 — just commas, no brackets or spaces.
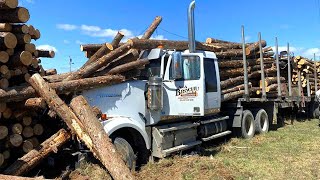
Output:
137,120,320,180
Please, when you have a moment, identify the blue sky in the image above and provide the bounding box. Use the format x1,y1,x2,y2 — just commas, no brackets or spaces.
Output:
20,0,320,73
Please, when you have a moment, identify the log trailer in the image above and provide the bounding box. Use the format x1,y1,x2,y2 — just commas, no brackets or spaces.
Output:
81,1,318,168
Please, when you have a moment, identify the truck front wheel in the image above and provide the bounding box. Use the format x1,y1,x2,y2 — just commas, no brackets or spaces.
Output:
238,110,255,139
255,109,269,134
113,137,136,171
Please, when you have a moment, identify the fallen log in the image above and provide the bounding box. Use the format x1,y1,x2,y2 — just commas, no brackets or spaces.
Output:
4,129,71,176
0,7,30,23
29,74,134,180
70,95,135,180
0,74,125,103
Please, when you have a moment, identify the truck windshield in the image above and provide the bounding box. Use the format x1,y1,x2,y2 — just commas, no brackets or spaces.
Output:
170,56,200,80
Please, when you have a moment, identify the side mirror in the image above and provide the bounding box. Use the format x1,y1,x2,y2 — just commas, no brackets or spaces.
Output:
171,52,183,79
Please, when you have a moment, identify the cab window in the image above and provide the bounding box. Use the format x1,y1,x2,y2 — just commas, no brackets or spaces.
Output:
204,58,217,92
170,56,200,80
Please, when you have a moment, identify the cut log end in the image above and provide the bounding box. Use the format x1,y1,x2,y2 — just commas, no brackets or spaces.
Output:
2,32,17,48
0,0,18,9
17,7,30,23
0,51,9,63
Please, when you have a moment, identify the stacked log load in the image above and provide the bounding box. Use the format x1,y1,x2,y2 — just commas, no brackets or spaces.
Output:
0,0,56,172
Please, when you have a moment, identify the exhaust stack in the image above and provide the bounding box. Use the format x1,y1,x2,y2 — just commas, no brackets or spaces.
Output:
188,1,196,53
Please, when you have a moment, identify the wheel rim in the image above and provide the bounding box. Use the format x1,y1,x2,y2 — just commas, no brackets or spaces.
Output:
260,114,268,132
245,117,254,135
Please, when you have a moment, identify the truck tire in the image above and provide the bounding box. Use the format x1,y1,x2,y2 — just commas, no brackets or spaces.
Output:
239,110,255,139
255,109,269,134
113,137,136,170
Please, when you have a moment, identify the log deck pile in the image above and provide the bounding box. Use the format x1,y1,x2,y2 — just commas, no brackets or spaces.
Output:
0,0,57,172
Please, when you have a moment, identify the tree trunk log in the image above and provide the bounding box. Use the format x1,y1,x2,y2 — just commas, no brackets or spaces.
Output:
0,32,17,49
22,126,34,138
10,51,33,66
44,69,57,76
0,7,30,23
33,124,43,136
218,59,256,68
9,134,23,147
0,23,12,31
4,129,71,176
105,49,140,71
65,42,133,81
15,34,31,44
259,77,285,88
222,83,252,94
36,50,55,58
141,16,162,39
22,116,32,126
111,31,125,48
12,123,23,134
245,40,267,56
0,125,8,140
220,67,251,79
0,74,125,103
96,58,149,76
81,43,113,68
12,24,29,34
220,76,244,89
29,74,134,180
70,95,135,180
30,29,40,40
25,98,46,109
0,0,18,9
0,51,9,63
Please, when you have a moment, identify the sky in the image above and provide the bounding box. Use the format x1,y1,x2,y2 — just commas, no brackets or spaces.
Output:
19,0,320,73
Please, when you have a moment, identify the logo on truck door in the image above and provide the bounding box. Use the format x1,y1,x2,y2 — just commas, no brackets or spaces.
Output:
176,86,199,99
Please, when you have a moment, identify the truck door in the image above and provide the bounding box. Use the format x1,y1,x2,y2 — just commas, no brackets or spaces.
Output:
162,53,205,116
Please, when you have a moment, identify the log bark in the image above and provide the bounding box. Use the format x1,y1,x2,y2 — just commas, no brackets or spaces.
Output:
80,43,105,52
105,49,140,70
70,95,135,180
141,16,162,39
0,74,125,103
206,38,241,44
259,77,285,88
222,90,245,102
222,83,252,94
245,40,267,56
81,43,113,68
29,74,134,180
22,140,34,153
220,67,251,79
4,129,71,176
25,98,46,109
0,0,18,9
220,76,244,89
36,50,55,58
0,32,17,49
111,31,125,48
0,7,30,23
218,59,256,68
95,58,149,76
65,42,133,81
129,39,237,52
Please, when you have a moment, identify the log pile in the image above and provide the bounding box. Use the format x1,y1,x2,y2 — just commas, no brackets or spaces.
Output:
0,0,57,171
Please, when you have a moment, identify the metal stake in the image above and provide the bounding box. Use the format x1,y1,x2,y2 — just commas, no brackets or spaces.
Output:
307,74,311,98
287,43,292,97
259,32,266,100
242,26,249,100
275,37,281,99
314,53,318,92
